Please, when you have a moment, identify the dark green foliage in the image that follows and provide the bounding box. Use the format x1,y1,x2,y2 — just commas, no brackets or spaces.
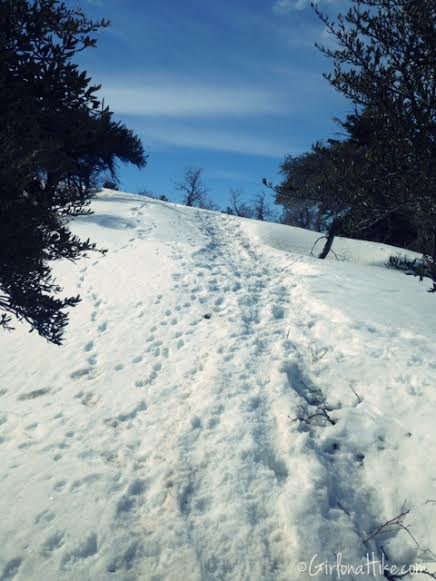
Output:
102,179,119,190
273,147,349,235
388,253,436,292
388,255,426,277
275,0,435,267
315,0,436,158
275,141,420,248
359,208,418,248
313,0,436,228
0,0,147,344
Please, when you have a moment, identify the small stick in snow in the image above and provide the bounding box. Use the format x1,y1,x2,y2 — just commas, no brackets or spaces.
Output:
364,501,416,545
281,260,296,272
350,384,362,404
311,346,329,363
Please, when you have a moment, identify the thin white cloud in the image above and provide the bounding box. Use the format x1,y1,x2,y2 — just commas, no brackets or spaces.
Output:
318,25,340,49
273,0,342,12
275,23,340,50
101,83,287,118
273,0,306,11
139,124,298,159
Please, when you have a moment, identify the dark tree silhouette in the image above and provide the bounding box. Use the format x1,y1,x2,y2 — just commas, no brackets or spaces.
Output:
274,0,435,269
228,189,253,218
176,168,208,207
312,0,436,264
253,193,273,222
0,0,147,343
176,168,217,209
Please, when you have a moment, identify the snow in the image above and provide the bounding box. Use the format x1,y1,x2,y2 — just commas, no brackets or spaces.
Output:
0,189,435,580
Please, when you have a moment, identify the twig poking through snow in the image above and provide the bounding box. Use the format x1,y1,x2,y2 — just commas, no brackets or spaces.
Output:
281,260,297,272
311,346,329,363
350,384,362,404
364,501,415,545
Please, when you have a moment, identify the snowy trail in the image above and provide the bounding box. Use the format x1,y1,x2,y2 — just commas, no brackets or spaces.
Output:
151,213,297,579
127,211,372,579
104,210,302,579
1,192,436,581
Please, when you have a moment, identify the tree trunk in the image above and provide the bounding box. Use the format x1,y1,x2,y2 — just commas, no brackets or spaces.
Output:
319,217,342,259
429,225,436,292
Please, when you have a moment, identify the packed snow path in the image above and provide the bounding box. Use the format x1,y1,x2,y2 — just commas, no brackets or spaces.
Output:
1,192,436,581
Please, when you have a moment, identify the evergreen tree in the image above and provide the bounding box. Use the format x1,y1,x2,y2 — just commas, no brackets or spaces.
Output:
313,0,436,260
275,0,435,269
0,0,147,343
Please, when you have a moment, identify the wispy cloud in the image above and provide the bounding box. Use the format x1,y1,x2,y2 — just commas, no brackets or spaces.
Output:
274,22,340,51
273,0,343,12
138,123,300,159
100,82,287,118
273,0,307,11
318,25,341,49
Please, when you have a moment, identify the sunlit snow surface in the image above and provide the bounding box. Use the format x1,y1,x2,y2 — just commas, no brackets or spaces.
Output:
0,190,435,580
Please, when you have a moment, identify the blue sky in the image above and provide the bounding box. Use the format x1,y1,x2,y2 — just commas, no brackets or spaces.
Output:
75,0,350,207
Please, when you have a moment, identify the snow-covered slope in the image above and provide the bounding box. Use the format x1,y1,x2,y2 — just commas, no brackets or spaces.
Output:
0,190,435,581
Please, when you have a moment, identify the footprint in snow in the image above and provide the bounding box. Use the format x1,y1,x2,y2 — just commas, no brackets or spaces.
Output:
1,557,23,579
74,390,99,406
34,510,56,526
40,530,64,556
53,480,67,492
87,355,97,366
97,321,108,333
104,401,147,427
61,533,98,569
116,479,148,517
70,473,101,492
272,305,285,320
70,367,94,380
83,340,94,352
107,540,141,574
17,387,50,401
